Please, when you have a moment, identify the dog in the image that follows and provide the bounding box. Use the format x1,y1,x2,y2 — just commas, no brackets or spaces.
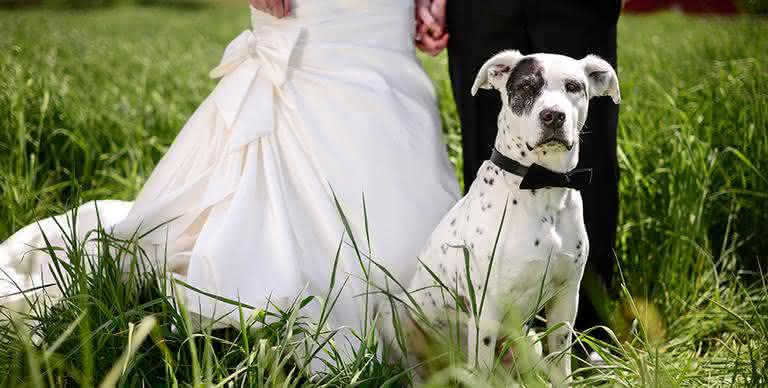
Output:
377,50,620,385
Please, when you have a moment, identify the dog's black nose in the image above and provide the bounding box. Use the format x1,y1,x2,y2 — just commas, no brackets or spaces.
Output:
539,109,565,131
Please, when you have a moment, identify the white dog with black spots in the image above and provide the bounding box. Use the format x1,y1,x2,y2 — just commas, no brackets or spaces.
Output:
378,50,620,386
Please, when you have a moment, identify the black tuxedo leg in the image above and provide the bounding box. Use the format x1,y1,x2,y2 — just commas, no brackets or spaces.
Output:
526,0,621,333
446,0,530,188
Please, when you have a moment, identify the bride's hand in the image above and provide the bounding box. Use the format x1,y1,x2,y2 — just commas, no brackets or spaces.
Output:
415,0,449,56
249,0,292,18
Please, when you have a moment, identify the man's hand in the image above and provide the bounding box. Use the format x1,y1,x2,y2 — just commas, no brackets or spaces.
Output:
249,0,292,18
415,0,449,56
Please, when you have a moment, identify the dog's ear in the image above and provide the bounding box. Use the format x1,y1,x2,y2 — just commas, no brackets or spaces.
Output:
581,55,620,104
471,50,524,96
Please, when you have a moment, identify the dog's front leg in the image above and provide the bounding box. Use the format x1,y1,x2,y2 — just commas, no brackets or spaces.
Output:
466,309,500,369
545,282,579,386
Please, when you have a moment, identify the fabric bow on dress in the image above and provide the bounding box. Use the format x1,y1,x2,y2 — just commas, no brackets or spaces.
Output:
209,26,302,152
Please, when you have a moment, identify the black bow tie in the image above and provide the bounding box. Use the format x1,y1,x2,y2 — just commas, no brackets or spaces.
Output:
490,148,592,190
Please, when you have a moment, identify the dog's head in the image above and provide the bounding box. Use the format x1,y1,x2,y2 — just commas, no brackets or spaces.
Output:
472,51,620,172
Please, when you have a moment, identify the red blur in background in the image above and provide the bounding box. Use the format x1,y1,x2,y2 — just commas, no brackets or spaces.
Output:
624,0,739,13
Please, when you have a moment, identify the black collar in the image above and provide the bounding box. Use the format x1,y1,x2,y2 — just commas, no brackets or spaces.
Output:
490,148,592,191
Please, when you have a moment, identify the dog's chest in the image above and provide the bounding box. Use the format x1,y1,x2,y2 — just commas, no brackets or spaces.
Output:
490,191,582,287
492,199,584,308
415,163,587,316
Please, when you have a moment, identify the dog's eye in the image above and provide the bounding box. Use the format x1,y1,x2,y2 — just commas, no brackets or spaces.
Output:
565,81,582,93
518,82,533,92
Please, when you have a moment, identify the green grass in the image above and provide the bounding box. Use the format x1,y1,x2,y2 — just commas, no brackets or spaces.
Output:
1,5,767,387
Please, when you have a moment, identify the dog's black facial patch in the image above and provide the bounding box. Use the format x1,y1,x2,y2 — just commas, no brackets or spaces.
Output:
506,57,545,116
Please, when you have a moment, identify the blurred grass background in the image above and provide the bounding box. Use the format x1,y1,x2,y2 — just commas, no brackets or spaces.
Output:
0,3,767,387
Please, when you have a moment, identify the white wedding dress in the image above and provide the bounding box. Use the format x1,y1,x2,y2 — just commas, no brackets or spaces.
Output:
0,0,459,356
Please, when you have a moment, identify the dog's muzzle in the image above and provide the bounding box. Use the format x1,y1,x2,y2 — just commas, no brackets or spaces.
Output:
526,136,574,151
